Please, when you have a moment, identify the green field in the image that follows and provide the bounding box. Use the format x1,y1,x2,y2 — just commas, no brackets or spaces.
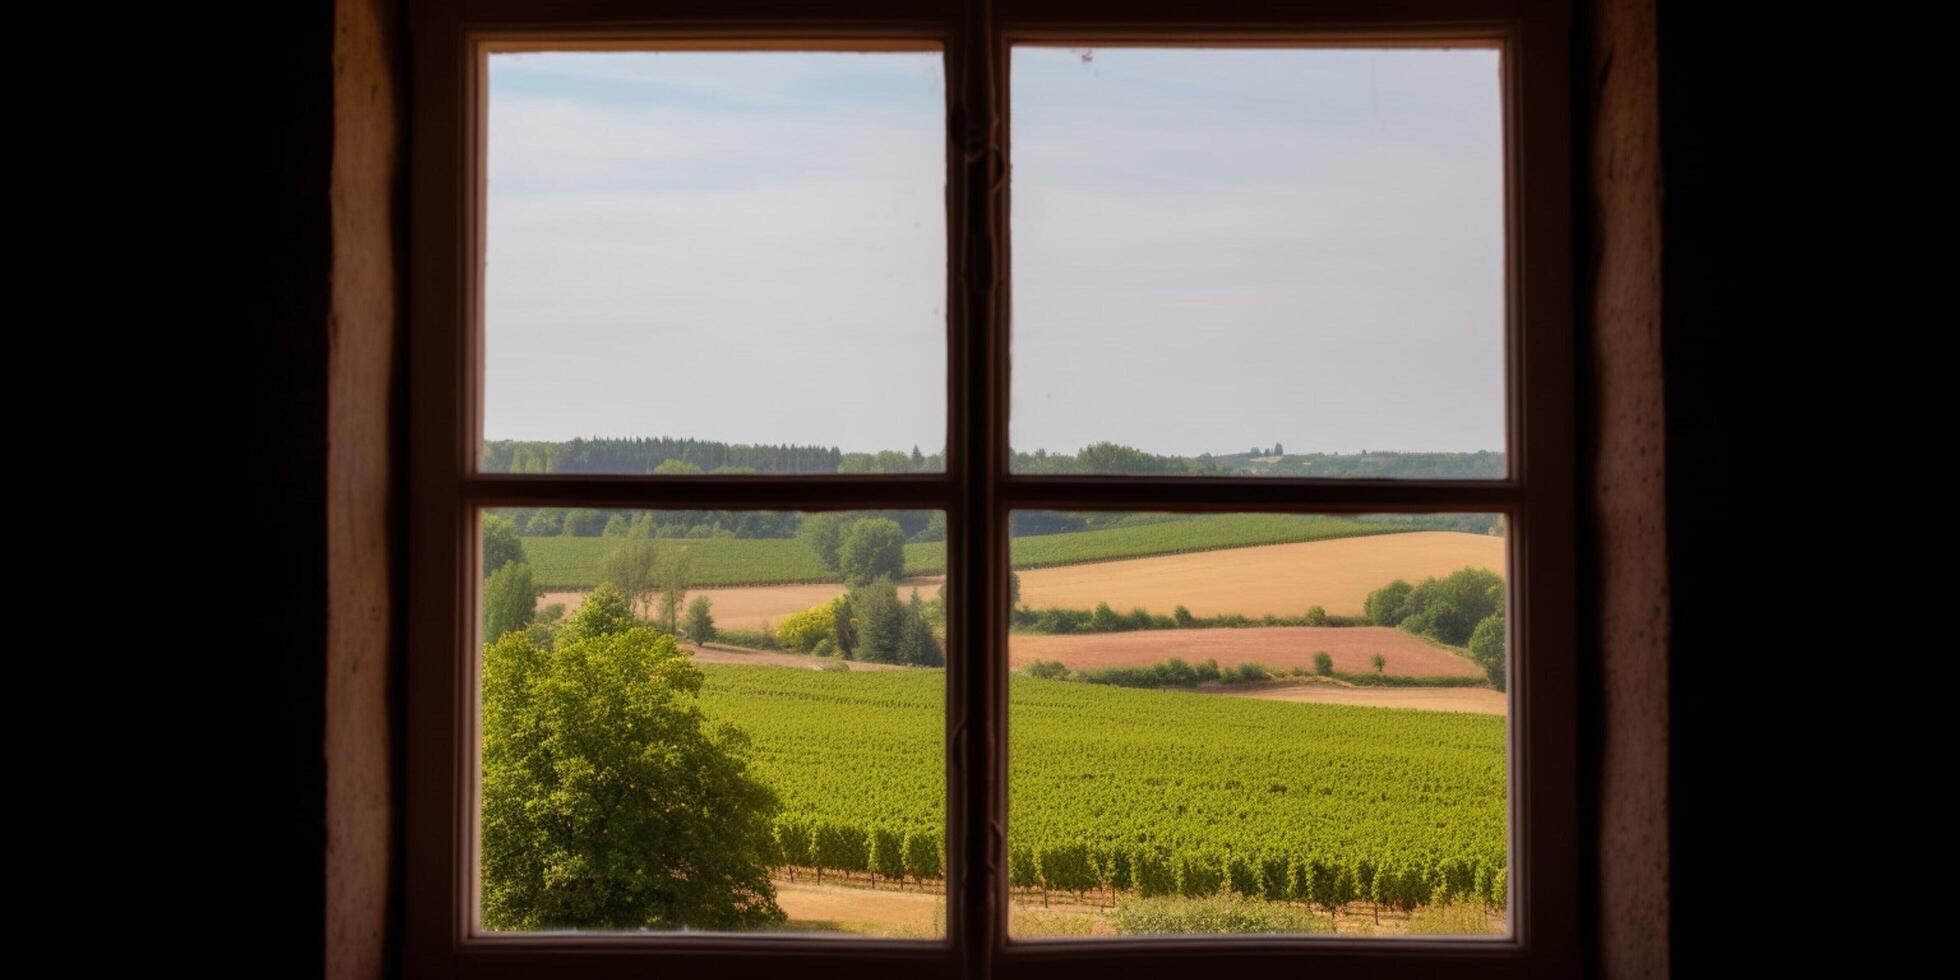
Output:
696,664,1507,907
521,514,1399,590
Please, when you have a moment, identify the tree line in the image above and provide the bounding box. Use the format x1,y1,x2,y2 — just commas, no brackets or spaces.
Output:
1365,568,1508,691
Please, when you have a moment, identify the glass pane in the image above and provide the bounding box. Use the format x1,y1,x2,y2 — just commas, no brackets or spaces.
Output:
1005,511,1509,938
482,50,947,474
479,508,948,936
1010,47,1506,477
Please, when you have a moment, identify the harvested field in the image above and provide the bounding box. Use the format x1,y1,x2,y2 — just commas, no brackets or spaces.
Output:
1212,682,1508,716
1009,626,1484,678
1015,531,1503,620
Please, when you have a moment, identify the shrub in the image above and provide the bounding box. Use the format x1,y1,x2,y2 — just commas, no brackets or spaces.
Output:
1090,602,1123,632
1025,659,1071,680
1304,605,1328,626
777,602,836,653
1370,653,1386,673
685,595,716,644
1313,651,1334,676
1173,605,1194,628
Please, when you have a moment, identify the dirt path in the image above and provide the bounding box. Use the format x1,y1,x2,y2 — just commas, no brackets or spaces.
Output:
774,879,943,936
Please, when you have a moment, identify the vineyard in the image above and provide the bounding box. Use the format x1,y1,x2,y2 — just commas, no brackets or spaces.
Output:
695,664,1508,913
518,514,1399,590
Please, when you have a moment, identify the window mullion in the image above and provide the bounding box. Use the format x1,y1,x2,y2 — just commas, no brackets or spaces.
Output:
948,0,1006,969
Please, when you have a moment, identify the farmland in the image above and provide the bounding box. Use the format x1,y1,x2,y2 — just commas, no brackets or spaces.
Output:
694,664,1508,929
1014,531,1503,620
1008,625,1485,677
532,530,1501,634
512,513,1413,590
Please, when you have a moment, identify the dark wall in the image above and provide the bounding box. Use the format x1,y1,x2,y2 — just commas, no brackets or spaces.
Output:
252,1,332,975
1657,2,1747,970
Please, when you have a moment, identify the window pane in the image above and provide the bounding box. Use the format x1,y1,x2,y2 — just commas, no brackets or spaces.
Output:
482,50,946,475
1009,47,1506,478
479,509,948,936
1005,512,1509,938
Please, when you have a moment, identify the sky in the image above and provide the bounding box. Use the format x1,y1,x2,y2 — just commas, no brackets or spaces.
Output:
484,47,1505,457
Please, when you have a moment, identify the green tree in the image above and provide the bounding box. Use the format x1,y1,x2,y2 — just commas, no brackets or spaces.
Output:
601,539,661,621
656,546,694,635
838,519,906,587
561,508,607,537
851,578,906,664
653,459,704,475
482,561,537,642
483,515,526,576
831,595,856,659
1468,611,1507,691
686,595,716,645
1008,570,1022,607
522,508,564,536
1364,579,1414,626
601,513,631,537
1313,651,1334,676
1370,652,1386,673
560,583,634,643
798,513,850,572
480,624,783,930
1304,605,1328,626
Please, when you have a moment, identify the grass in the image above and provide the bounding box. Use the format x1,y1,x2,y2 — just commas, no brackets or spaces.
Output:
521,514,1401,590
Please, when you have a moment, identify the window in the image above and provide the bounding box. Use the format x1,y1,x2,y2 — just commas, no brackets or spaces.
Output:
408,1,1576,977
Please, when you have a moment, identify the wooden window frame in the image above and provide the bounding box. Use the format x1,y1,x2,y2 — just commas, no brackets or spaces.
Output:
405,1,1577,978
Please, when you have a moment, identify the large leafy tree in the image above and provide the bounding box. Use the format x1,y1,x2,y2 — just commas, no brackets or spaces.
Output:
482,561,536,642
838,518,906,586
601,539,662,622
480,614,784,931
482,515,527,577
798,513,850,572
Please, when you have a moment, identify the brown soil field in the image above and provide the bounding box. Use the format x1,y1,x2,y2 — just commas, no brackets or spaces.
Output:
1010,625,1484,677
1015,531,1503,619
1213,682,1508,716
